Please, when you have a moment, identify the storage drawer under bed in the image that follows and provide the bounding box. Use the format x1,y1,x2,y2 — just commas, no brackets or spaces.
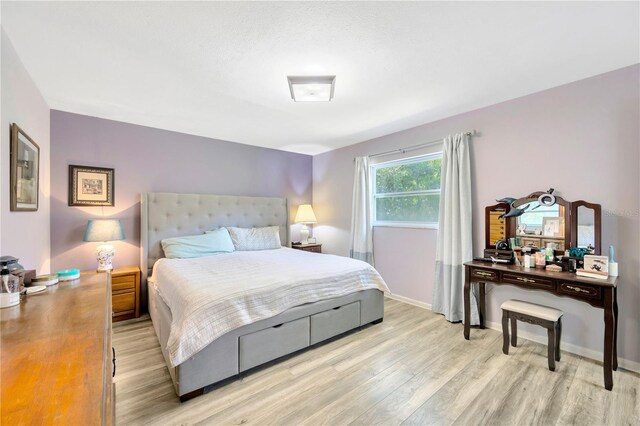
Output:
239,317,310,372
310,301,361,345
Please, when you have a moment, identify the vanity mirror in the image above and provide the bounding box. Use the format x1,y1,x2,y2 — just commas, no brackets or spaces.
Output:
514,201,568,251
510,193,570,253
485,202,510,248
571,200,601,255
485,191,601,255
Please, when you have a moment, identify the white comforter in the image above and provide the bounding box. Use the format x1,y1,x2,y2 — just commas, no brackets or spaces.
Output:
150,248,389,366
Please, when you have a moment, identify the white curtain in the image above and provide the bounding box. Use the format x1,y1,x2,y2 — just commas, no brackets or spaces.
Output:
349,156,374,265
432,133,478,324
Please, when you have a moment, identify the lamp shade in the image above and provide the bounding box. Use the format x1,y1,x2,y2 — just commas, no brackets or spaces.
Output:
83,219,125,242
294,204,317,224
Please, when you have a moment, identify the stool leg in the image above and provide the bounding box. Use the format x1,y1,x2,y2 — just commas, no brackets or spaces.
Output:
502,310,510,355
547,326,556,371
555,318,562,362
510,317,518,347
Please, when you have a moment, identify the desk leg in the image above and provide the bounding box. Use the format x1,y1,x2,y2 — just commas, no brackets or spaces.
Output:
478,282,486,329
613,287,618,371
464,268,471,340
603,287,615,391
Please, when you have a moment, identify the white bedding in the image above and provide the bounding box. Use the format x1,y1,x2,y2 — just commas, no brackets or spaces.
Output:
150,247,389,366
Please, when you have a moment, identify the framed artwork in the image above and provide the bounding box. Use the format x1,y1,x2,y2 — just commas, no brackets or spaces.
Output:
543,217,563,238
69,165,114,206
541,238,565,251
10,123,40,211
521,236,540,248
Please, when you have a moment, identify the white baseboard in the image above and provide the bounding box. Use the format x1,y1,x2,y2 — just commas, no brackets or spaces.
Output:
386,293,432,310
387,294,640,374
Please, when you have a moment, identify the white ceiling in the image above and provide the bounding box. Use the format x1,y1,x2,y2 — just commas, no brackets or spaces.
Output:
2,2,638,155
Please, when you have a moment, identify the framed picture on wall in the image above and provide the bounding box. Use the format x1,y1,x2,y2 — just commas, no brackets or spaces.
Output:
69,165,115,206
10,123,40,211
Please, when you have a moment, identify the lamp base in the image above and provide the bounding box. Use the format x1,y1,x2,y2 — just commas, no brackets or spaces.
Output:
96,244,115,272
300,225,310,245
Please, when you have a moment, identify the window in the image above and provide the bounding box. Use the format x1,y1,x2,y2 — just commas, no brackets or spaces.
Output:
371,153,442,228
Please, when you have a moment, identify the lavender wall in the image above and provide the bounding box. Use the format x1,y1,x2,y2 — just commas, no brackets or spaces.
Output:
1,29,51,273
50,111,312,301
313,64,640,366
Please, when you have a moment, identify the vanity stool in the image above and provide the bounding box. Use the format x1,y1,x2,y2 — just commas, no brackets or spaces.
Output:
501,300,563,371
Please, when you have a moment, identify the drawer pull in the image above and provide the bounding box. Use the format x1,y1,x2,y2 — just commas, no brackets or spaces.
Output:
475,271,494,278
566,285,590,294
112,347,116,377
272,323,283,328
516,277,536,284
333,306,341,310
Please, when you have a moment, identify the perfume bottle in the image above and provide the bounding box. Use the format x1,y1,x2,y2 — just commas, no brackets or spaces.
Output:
523,247,531,269
0,261,20,309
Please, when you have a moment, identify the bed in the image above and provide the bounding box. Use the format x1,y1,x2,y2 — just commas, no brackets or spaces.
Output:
140,192,387,401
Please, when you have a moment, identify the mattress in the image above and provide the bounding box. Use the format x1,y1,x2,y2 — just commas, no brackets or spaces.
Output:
150,247,389,366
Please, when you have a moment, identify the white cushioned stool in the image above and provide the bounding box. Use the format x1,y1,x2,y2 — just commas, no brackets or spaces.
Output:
501,299,563,371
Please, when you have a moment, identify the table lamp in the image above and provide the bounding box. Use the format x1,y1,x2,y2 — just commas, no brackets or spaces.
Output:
294,204,317,244
83,219,125,271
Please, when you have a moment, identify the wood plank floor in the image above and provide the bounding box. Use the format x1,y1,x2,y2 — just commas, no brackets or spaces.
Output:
113,298,640,425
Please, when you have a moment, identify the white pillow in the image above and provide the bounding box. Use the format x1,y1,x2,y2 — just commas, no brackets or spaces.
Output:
161,229,235,259
227,226,282,251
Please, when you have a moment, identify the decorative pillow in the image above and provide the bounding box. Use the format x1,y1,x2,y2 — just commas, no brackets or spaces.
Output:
161,228,235,259
226,226,282,251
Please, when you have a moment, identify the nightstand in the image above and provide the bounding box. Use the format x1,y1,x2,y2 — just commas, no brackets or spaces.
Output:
291,243,322,253
111,266,140,322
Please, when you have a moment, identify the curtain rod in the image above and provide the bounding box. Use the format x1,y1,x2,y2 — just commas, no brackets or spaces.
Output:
364,129,477,160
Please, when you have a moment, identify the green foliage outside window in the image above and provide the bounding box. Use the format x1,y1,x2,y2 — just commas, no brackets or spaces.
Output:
375,158,442,193
373,156,442,224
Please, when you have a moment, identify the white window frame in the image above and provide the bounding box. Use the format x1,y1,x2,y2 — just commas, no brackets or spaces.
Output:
371,152,443,229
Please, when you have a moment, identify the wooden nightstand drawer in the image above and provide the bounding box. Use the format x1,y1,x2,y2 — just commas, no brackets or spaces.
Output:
292,244,322,253
113,292,135,316
112,275,135,292
111,266,140,322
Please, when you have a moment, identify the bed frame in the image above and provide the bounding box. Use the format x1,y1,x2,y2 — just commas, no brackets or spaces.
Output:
140,192,384,401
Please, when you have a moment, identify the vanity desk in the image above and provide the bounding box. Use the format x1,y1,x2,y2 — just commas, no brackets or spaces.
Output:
471,190,618,390
463,261,618,390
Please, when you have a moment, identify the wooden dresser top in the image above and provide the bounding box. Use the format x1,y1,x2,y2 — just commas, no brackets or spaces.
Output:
1,271,111,425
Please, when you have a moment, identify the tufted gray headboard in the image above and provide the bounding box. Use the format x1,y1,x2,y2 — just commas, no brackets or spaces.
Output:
140,192,289,284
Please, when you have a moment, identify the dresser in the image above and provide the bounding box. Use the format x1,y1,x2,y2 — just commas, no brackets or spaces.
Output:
1,271,114,424
464,260,618,390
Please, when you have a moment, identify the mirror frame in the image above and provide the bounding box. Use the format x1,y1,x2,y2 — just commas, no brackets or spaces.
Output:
485,202,511,248
570,200,602,255
508,191,571,254
484,192,603,255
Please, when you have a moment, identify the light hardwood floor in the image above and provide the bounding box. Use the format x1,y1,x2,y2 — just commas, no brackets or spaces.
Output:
113,298,639,425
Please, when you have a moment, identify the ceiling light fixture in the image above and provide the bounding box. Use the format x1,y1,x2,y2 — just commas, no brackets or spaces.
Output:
287,75,336,102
